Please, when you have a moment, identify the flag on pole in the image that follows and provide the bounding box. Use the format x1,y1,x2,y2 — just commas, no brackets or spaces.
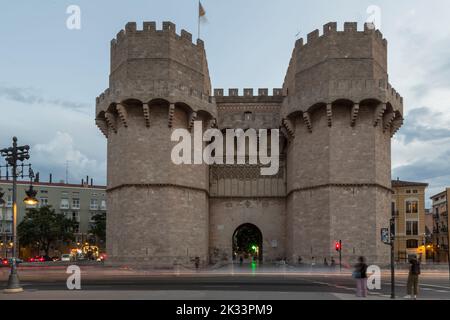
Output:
198,1,206,39
199,1,206,18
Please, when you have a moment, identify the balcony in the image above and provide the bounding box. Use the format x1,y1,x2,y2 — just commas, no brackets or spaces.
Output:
90,205,99,211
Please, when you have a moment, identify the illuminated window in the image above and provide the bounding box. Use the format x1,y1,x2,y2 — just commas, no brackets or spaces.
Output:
406,200,418,214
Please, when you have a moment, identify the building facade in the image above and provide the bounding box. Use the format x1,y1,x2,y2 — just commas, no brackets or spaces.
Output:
0,177,106,258
95,21,404,267
430,189,450,262
391,180,428,262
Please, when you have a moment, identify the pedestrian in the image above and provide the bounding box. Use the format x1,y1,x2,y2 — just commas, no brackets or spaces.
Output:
352,256,368,298
239,255,243,265
311,256,316,270
330,257,336,268
194,256,200,270
298,256,303,265
405,255,421,300
324,258,328,266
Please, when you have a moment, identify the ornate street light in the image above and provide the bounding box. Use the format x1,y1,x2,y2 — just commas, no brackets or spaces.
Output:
0,137,38,293
23,185,38,206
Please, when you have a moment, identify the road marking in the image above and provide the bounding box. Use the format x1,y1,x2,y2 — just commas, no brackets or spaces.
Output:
396,281,450,290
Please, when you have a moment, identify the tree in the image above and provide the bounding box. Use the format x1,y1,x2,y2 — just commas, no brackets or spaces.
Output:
18,206,76,256
89,211,106,244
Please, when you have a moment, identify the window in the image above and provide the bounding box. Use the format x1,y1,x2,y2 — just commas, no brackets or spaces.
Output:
406,221,419,236
40,197,48,207
2,222,12,233
391,202,396,217
6,195,12,207
0,208,13,221
413,190,418,194
60,198,69,209
244,112,253,121
406,190,411,194
61,192,68,197
90,199,98,210
100,200,106,210
71,211,80,222
406,200,418,214
40,190,48,194
72,198,80,209
406,239,419,249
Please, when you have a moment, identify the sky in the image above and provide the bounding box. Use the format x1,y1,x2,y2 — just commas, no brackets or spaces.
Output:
0,0,450,206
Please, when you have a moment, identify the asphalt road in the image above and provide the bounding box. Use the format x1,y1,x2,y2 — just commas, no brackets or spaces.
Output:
1,264,449,300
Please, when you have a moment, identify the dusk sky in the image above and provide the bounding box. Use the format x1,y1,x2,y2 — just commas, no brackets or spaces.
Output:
1,0,450,206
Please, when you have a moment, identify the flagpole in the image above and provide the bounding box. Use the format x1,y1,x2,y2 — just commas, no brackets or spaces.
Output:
198,0,201,39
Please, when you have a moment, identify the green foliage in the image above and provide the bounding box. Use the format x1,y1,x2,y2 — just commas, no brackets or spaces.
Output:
18,206,77,256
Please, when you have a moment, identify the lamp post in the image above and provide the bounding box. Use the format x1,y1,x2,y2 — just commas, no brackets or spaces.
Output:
0,137,38,293
0,192,5,258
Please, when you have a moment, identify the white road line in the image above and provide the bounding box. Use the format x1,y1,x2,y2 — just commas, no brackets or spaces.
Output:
396,281,450,290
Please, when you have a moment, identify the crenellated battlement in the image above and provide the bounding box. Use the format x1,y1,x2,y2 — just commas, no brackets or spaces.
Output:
110,21,204,49
282,78,403,118
295,21,387,50
213,88,283,98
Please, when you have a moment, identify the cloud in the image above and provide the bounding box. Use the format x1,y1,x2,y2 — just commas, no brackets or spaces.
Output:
33,132,106,185
0,93,106,185
0,84,90,112
396,107,450,144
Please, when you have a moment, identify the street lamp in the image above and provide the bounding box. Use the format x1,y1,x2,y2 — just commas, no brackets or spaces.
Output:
0,137,38,293
0,192,5,258
23,185,38,206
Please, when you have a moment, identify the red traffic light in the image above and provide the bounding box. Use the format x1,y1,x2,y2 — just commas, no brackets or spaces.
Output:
335,240,341,251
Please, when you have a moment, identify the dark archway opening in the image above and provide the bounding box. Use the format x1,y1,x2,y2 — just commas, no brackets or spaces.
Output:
232,223,263,262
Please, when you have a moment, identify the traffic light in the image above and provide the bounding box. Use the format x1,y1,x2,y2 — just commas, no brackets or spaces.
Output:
335,240,342,252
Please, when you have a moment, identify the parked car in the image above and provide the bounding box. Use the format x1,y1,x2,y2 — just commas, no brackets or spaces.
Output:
28,256,52,262
51,256,60,262
2,258,23,266
28,256,45,262
60,254,71,262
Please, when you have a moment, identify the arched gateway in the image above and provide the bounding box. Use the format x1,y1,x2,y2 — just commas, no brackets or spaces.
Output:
232,224,263,262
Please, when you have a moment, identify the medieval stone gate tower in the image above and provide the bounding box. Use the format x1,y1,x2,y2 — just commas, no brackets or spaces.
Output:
96,21,403,267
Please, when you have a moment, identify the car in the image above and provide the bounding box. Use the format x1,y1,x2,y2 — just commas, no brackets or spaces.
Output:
60,254,71,262
51,256,60,262
2,258,23,266
28,255,45,262
96,253,107,262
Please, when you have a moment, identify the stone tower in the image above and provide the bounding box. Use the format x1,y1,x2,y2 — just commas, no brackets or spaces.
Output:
95,22,217,267
281,22,403,264
96,21,403,267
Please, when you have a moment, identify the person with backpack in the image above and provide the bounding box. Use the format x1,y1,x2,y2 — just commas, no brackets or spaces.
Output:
353,256,368,298
405,256,421,300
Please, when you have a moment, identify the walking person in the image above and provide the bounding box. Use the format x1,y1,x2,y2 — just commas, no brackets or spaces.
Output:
330,257,336,268
352,256,368,298
405,256,421,300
